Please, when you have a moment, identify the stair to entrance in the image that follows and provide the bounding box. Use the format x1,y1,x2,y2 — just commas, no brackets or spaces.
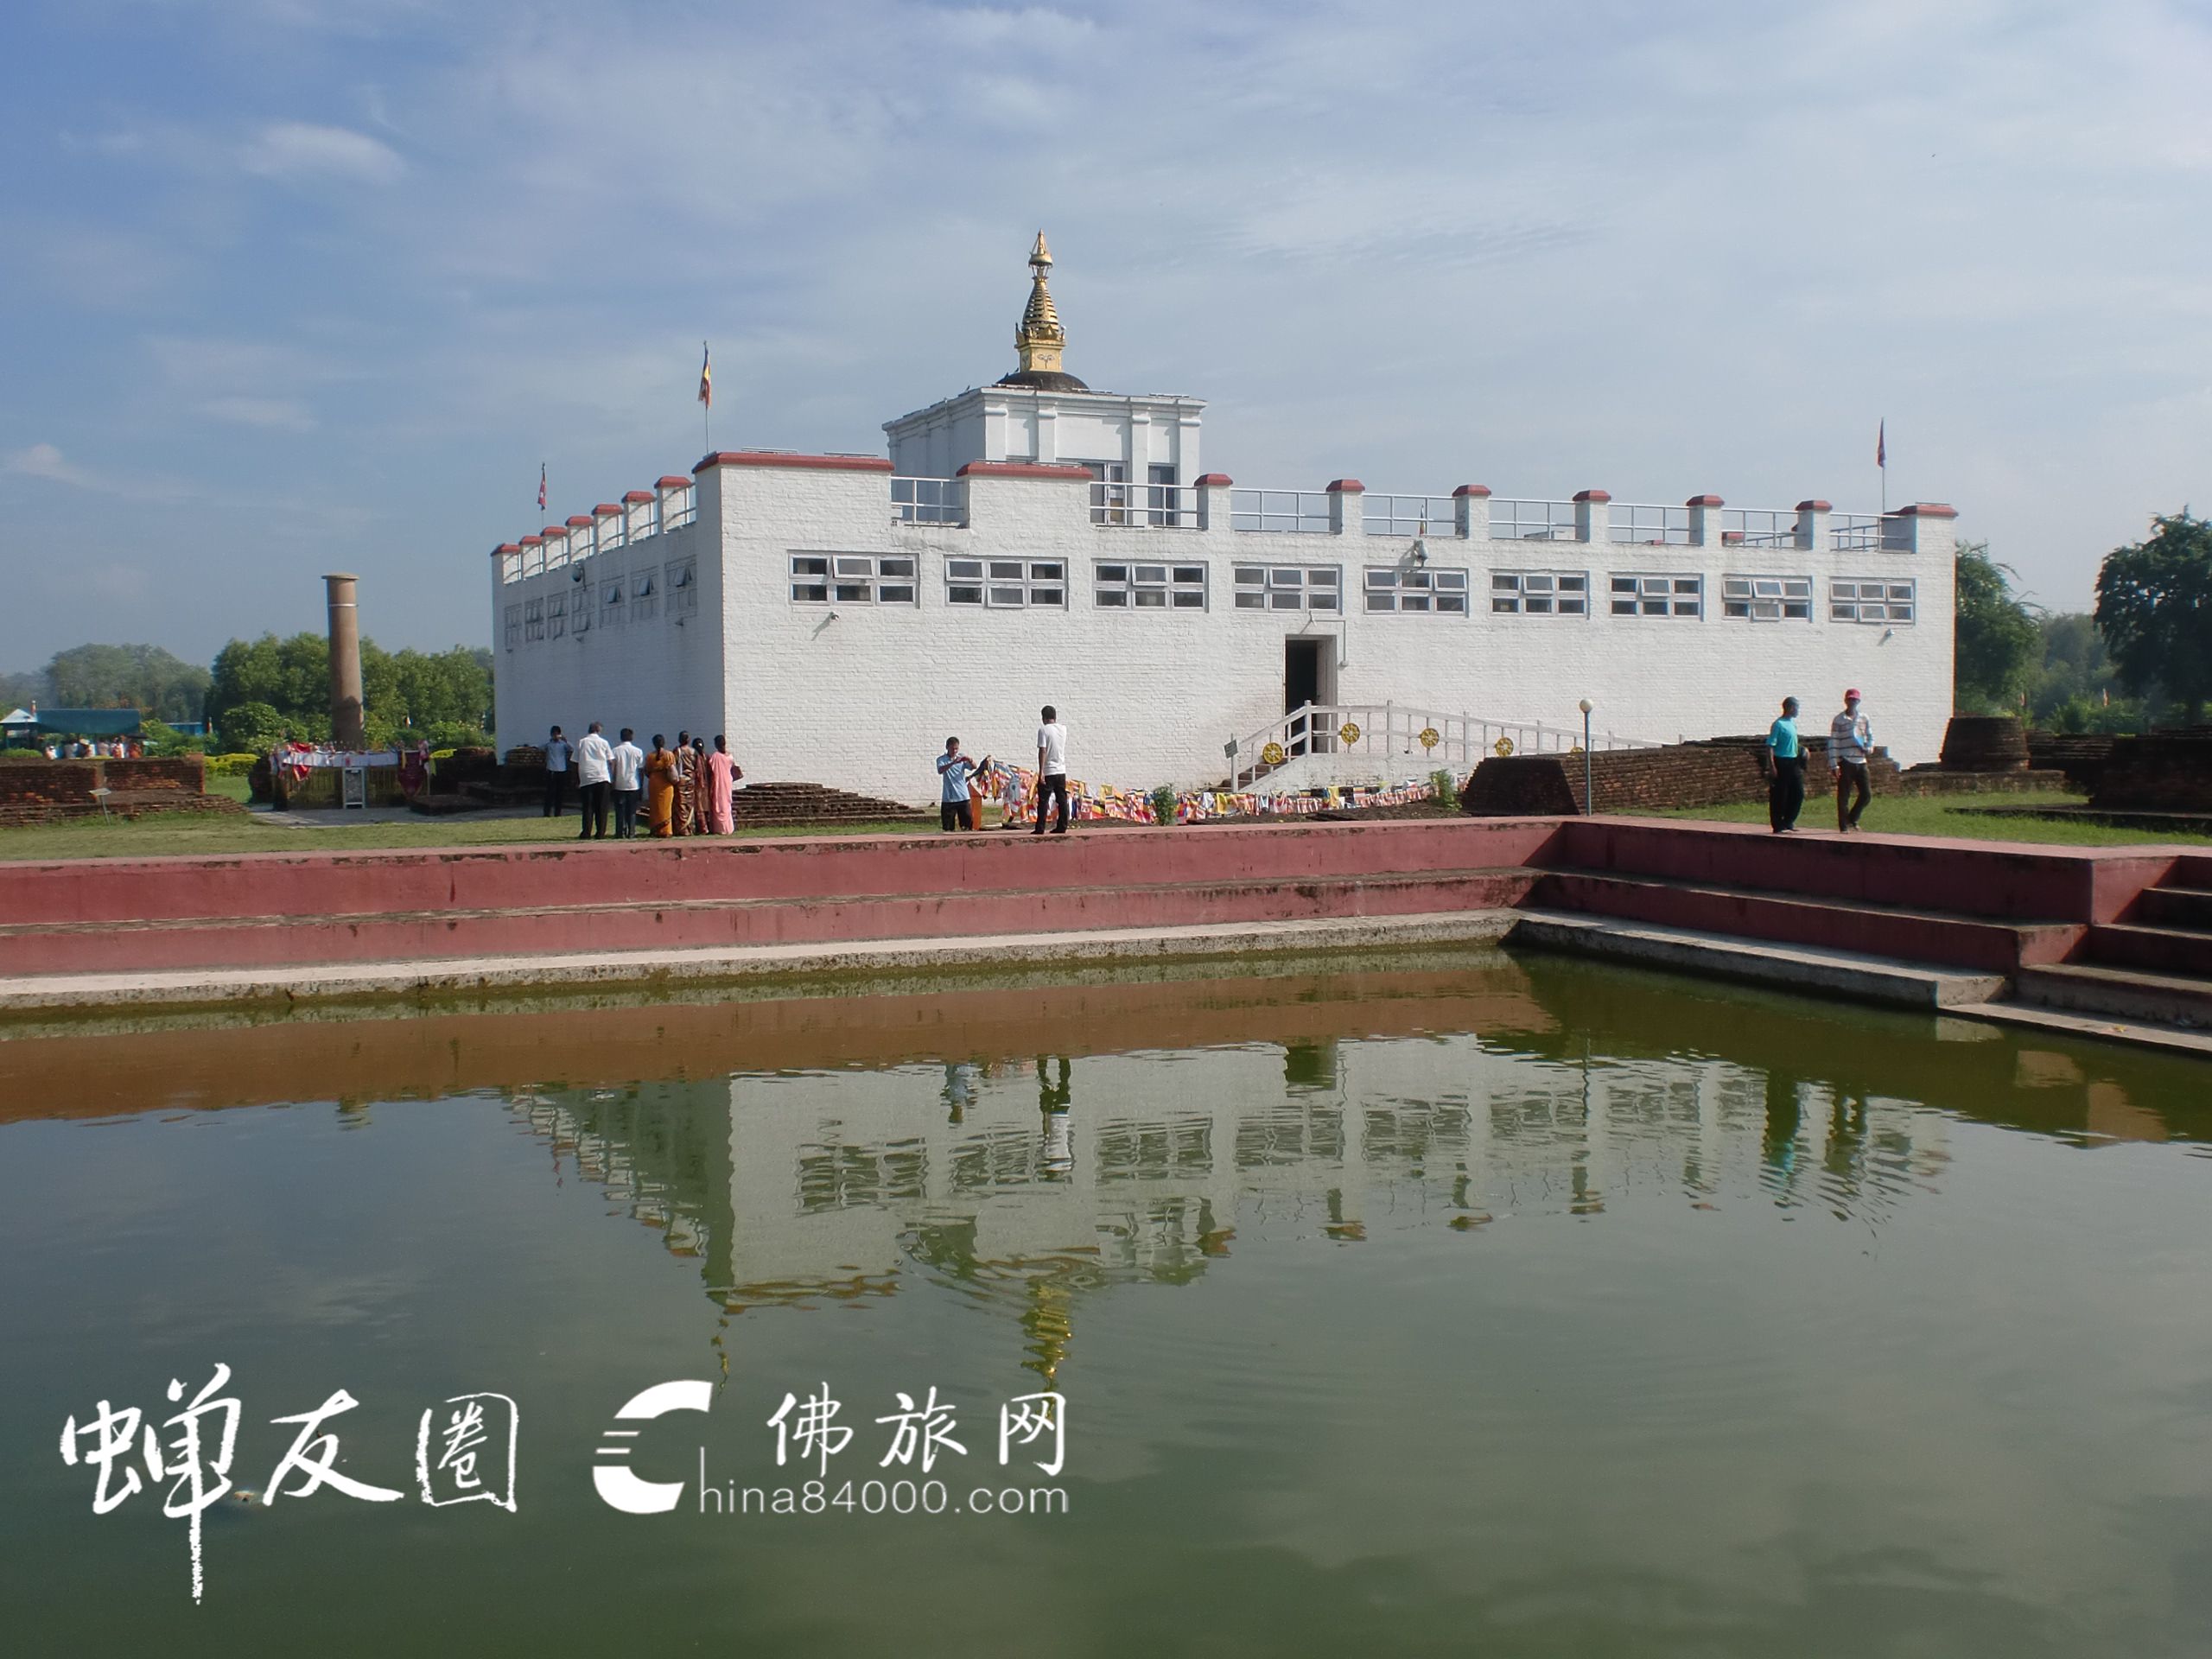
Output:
1515,824,2212,1036
2010,856,2212,1029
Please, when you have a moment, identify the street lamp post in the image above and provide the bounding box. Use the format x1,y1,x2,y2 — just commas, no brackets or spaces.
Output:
1578,698,1593,815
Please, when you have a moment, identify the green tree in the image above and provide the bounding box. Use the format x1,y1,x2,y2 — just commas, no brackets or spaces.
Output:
2095,512,2212,722
41,643,210,721
207,632,492,745
0,667,51,712
1953,541,2040,713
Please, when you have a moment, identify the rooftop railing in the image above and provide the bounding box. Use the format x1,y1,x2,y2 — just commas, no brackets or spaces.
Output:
1608,502,1693,545
1489,499,1580,541
1091,480,1198,528
1230,488,1333,534
893,476,969,526
1363,493,1457,537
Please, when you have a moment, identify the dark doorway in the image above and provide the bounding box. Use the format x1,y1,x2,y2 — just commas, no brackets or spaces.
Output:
1285,637,1326,754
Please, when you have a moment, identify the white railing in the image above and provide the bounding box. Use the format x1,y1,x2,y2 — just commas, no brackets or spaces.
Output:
1489,499,1579,541
1718,508,1796,548
664,498,696,530
893,476,969,526
1225,701,1660,791
1092,480,1198,529
1609,502,1692,545
1828,513,1883,550
598,520,627,550
1230,488,1333,534
1363,493,1455,537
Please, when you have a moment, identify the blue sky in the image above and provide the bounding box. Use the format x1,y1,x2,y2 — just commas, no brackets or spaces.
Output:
3,0,2208,669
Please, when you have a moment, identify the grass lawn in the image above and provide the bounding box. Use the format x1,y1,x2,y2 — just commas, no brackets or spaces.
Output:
1633,790,2212,848
0,806,936,861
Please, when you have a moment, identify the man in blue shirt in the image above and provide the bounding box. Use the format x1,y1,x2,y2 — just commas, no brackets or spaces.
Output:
936,737,991,832
1766,696,1805,833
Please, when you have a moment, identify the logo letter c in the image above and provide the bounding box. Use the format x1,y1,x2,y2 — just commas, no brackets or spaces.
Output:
593,1380,715,1514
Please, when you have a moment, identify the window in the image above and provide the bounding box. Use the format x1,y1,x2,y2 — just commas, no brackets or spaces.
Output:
571,587,590,633
667,556,699,618
1364,566,1469,613
1233,564,1339,611
947,556,1064,607
632,569,658,622
523,598,545,642
1490,570,1588,616
1086,461,1128,525
601,575,626,626
1722,575,1812,620
1096,561,1206,609
503,603,522,649
789,553,915,605
547,591,567,639
1610,573,1703,618
1832,578,1916,624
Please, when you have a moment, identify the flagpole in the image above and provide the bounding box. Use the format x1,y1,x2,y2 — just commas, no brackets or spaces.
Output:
1878,418,1887,517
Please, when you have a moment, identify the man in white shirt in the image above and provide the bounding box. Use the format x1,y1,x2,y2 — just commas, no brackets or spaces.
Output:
543,725,572,818
609,727,646,838
1827,689,1873,832
574,721,614,840
1033,704,1071,836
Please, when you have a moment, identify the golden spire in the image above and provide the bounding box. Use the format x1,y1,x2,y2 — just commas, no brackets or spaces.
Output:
1014,230,1066,377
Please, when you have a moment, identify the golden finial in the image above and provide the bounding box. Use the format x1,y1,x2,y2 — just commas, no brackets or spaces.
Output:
1014,231,1067,378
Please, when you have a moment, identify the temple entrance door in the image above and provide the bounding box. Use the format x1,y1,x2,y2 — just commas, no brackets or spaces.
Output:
1284,638,1331,755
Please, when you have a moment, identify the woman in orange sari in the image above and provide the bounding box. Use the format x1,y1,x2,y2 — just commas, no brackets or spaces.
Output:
645,735,678,837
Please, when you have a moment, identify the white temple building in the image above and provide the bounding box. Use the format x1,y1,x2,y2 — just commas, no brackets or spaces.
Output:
489,235,1957,804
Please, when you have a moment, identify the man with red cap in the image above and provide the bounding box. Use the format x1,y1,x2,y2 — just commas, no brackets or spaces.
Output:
1828,689,1873,832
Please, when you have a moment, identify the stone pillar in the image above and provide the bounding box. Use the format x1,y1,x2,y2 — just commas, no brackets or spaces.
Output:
1326,478,1364,535
1573,488,1611,545
1795,499,1831,552
1452,485,1491,542
1890,502,1958,556
1194,473,1235,532
324,572,365,749
1687,494,1725,547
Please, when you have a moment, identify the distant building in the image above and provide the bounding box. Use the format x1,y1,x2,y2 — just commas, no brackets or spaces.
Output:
2,705,143,746
488,237,1956,803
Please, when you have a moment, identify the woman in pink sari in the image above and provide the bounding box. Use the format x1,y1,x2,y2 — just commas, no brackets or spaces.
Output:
707,734,741,834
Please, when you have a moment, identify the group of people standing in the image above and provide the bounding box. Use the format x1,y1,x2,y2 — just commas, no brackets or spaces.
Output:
1764,690,1877,834
934,705,1073,835
544,723,743,841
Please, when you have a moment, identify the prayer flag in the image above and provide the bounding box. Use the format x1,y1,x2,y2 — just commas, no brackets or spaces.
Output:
537,463,547,511
1876,420,1885,469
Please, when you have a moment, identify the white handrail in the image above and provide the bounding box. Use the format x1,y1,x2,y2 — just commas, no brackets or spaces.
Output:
1224,701,1660,791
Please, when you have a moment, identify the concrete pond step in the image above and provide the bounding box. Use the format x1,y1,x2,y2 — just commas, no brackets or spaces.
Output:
1525,869,2082,974
0,866,1540,977
1505,910,2006,1009
2011,962,2212,1031
2081,923,2212,978
2131,886,2212,931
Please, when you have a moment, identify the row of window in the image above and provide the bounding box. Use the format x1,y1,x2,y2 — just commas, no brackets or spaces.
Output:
783,556,1916,625
505,558,697,647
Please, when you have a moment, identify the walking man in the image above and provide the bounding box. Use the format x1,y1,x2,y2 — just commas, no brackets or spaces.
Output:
575,721,613,840
543,725,572,817
936,738,989,832
1033,705,1070,836
609,727,645,838
1766,696,1806,833
1828,688,1874,832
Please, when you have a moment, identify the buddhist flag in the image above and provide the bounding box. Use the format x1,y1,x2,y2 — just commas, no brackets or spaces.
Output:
537,462,547,511
698,342,712,409
1876,420,1885,469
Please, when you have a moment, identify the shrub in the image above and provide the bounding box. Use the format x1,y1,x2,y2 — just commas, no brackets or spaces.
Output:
1149,785,1179,825
216,701,289,753
1430,768,1456,801
205,753,264,778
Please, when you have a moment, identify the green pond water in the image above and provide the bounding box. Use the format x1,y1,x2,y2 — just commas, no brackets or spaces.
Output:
3,948,2210,1656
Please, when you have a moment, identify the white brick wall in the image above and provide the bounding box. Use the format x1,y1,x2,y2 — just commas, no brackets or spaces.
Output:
493,461,1955,805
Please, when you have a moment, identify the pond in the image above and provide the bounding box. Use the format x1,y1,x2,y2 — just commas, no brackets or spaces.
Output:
3,948,2209,1656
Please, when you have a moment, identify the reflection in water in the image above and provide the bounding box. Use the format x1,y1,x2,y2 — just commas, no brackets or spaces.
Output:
498,966,2024,1395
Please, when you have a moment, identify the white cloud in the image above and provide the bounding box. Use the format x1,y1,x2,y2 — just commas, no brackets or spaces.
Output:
240,121,405,185
201,396,319,431
3,444,100,488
